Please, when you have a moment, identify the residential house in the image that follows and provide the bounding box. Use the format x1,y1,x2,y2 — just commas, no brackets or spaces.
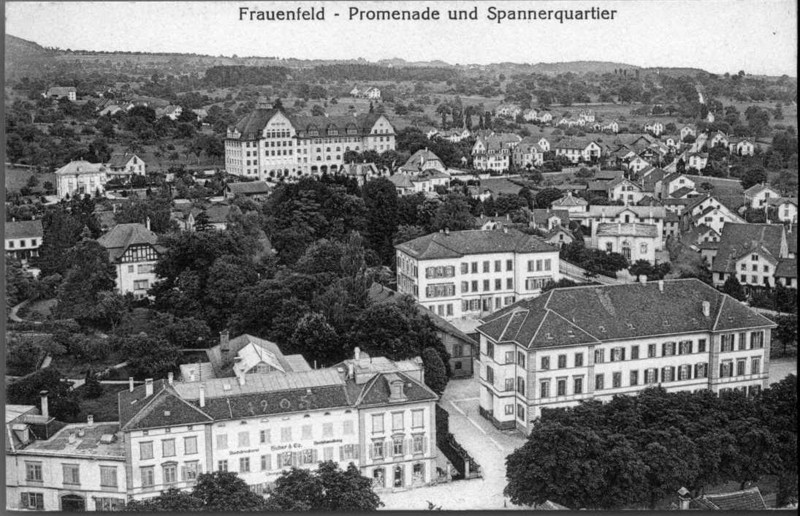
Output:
6,402,127,511
197,203,232,231
410,170,452,194
477,279,775,433
54,160,109,199
553,138,603,164
529,209,570,231
5,219,43,263
156,105,183,121
686,152,708,171
687,486,768,510
595,223,660,263
537,112,554,124
512,138,545,169
775,258,797,289
339,162,383,186
44,86,76,101
578,205,666,249
224,181,272,200
707,131,729,149
495,104,522,119
644,121,664,136
679,124,697,141
681,195,746,235
542,226,575,248
744,183,781,209
395,228,560,320
625,155,651,175
601,120,619,133
98,104,124,116
388,174,416,196
537,137,551,152
522,109,539,122
364,87,381,100
607,178,646,205
399,149,447,175
680,224,721,251
106,153,146,177
551,192,588,213
728,138,755,156
710,223,789,289
578,110,595,123
225,108,395,180
472,134,521,172
97,222,163,298
368,283,478,378
661,174,697,200
767,197,798,223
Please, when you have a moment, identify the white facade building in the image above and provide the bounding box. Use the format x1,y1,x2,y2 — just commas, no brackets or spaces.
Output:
97,223,163,299
54,161,109,199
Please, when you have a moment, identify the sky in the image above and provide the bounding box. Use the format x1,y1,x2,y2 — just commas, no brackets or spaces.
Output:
5,0,798,76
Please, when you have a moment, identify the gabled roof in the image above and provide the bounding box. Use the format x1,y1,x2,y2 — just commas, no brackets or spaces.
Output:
107,152,141,169
530,209,570,227
5,220,43,240
351,371,438,407
744,183,782,196
396,229,556,260
766,196,797,207
401,149,444,172
97,223,160,262
553,137,598,150
670,186,696,199
596,223,658,238
478,279,775,349
226,181,271,196
388,174,414,189
692,487,767,510
711,223,786,273
552,193,588,208
54,160,107,176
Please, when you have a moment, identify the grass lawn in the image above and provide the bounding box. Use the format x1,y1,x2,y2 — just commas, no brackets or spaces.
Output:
4,167,56,193
18,299,57,321
72,383,129,423
50,350,123,379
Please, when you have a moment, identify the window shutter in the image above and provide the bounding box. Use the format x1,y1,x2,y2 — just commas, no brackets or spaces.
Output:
694,364,699,378
21,493,28,508
353,445,360,460
621,348,626,361
661,343,666,356
423,436,429,455
292,452,300,467
339,446,344,461
384,440,390,458
312,449,318,463
181,466,186,481
368,443,373,459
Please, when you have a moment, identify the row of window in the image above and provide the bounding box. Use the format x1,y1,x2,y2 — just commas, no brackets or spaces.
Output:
720,357,762,378
6,239,38,248
140,436,198,460
462,295,516,313
721,332,765,352
461,278,514,293
127,263,155,274
140,461,201,488
370,434,427,460
20,493,125,511
25,462,118,488
372,410,425,433
425,283,455,298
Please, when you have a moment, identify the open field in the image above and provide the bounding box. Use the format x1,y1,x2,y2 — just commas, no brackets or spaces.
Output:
4,167,56,193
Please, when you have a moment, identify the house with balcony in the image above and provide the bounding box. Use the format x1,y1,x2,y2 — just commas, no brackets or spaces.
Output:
97,222,163,298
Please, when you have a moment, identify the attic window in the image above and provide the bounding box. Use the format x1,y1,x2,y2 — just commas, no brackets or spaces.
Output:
304,414,310,418
164,411,171,417
324,412,331,416
223,384,232,391
598,326,606,333
545,332,554,340
663,320,670,326
626,323,635,330
567,329,575,337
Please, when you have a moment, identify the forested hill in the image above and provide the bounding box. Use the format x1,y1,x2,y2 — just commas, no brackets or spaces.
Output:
5,34,57,79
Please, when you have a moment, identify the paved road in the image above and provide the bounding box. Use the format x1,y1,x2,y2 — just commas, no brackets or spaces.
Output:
559,259,624,286
380,376,527,510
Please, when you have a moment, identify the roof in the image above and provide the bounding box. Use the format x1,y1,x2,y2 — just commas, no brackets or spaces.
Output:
692,487,767,510
401,149,444,172
530,209,570,227
202,203,232,224
775,258,797,279
226,181,271,196
478,279,775,349
396,229,557,260
206,334,293,378
350,371,438,408
596,223,659,238
107,152,141,169
388,174,414,189
119,381,214,431
47,86,76,95
5,219,43,240
583,205,667,219
595,169,624,181
97,223,160,262
54,160,107,176
553,137,597,150
670,186,696,198
711,223,786,274
767,197,798,207
743,183,780,197
552,193,588,208
21,422,124,459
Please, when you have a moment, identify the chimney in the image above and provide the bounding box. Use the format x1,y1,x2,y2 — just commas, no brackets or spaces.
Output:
702,301,710,317
503,226,508,234
354,347,361,361
145,216,151,231
87,415,94,427
199,384,206,408
677,487,691,510
444,227,450,235
658,280,664,292
220,330,230,353
237,374,246,386
68,433,77,444
167,372,174,385
639,275,647,284
40,390,49,418
129,377,134,392
347,362,355,380
145,378,153,397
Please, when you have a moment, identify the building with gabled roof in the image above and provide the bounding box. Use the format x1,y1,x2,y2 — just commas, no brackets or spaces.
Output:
766,197,797,223
551,192,588,213
97,222,163,298
54,160,109,199
476,278,775,433
690,486,768,510
395,228,560,320
553,138,603,164
224,181,271,200
744,183,782,209
5,219,43,263
399,148,446,174
106,153,145,177
710,223,789,289
44,86,76,101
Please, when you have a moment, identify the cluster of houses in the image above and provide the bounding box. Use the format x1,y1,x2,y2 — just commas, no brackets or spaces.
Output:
349,85,381,100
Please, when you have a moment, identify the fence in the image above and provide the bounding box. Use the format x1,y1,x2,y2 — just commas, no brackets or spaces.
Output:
435,404,482,480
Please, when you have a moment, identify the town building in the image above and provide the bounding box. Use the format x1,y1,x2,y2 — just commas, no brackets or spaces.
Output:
575,205,667,246
224,181,272,200
710,223,790,290
476,279,776,434
225,108,395,181
338,162,384,186
472,134,521,172
54,161,110,199
594,223,659,264
679,124,697,141
155,105,183,121
399,149,446,174
767,197,798,223
550,192,588,213
744,183,782,209
97,222,163,298
727,138,755,157
553,138,603,164
107,153,146,177
5,219,43,263
6,402,127,511
120,335,437,498
607,177,646,205
45,86,77,101
512,138,545,169
395,228,561,320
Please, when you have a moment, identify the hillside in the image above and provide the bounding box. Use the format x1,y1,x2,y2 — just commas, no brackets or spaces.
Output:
4,34,57,79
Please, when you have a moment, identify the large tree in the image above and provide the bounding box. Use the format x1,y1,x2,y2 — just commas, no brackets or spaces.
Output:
362,178,399,265
53,236,117,324
266,462,383,511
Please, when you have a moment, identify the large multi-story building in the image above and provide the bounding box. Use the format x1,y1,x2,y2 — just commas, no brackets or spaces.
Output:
54,160,109,199
476,278,776,434
709,223,790,290
395,228,561,320
224,108,395,181
5,219,43,264
6,402,127,512
119,333,437,499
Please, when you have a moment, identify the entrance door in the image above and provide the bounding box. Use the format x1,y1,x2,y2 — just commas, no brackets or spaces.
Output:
61,495,86,512
393,465,404,488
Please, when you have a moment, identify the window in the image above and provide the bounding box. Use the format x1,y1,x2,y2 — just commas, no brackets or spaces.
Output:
471,262,478,273
507,259,513,271
183,461,200,481
393,436,404,456
517,352,526,368
302,425,312,440
486,365,494,385
392,412,404,431
280,452,293,467
698,339,707,353
678,365,691,381
721,334,734,352
630,370,639,386
22,492,45,510
495,278,502,290
611,347,625,362
471,280,478,292
517,404,525,421
134,279,149,290
483,261,490,273
216,434,228,450
751,357,761,375
372,440,385,459
750,331,764,349
558,355,567,368
506,278,513,289
545,259,552,271
662,366,675,382
573,376,584,394
322,422,334,437
504,404,514,415
181,435,198,455
648,344,657,358
163,463,177,484
372,414,385,433
662,342,676,356
412,434,425,454
694,363,709,379
540,381,550,398
495,260,502,272
343,420,355,435
162,439,176,457
574,353,583,367
736,360,746,376
25,462,43,482
127,265,134,273
140,466,155,487
259,429,270,444
517,377,526,396
595,374,605,390
281,427,292,442
140,441,154,459
239,457,251,473
412,410,424,429
594,349,605,364
483,279,490,291
62,464,80,485
556,378,567,396
461,263,468,274
100,466,118,488
541,356,550,370
645,368,658,384
217,460,228,472
720,361,733,378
